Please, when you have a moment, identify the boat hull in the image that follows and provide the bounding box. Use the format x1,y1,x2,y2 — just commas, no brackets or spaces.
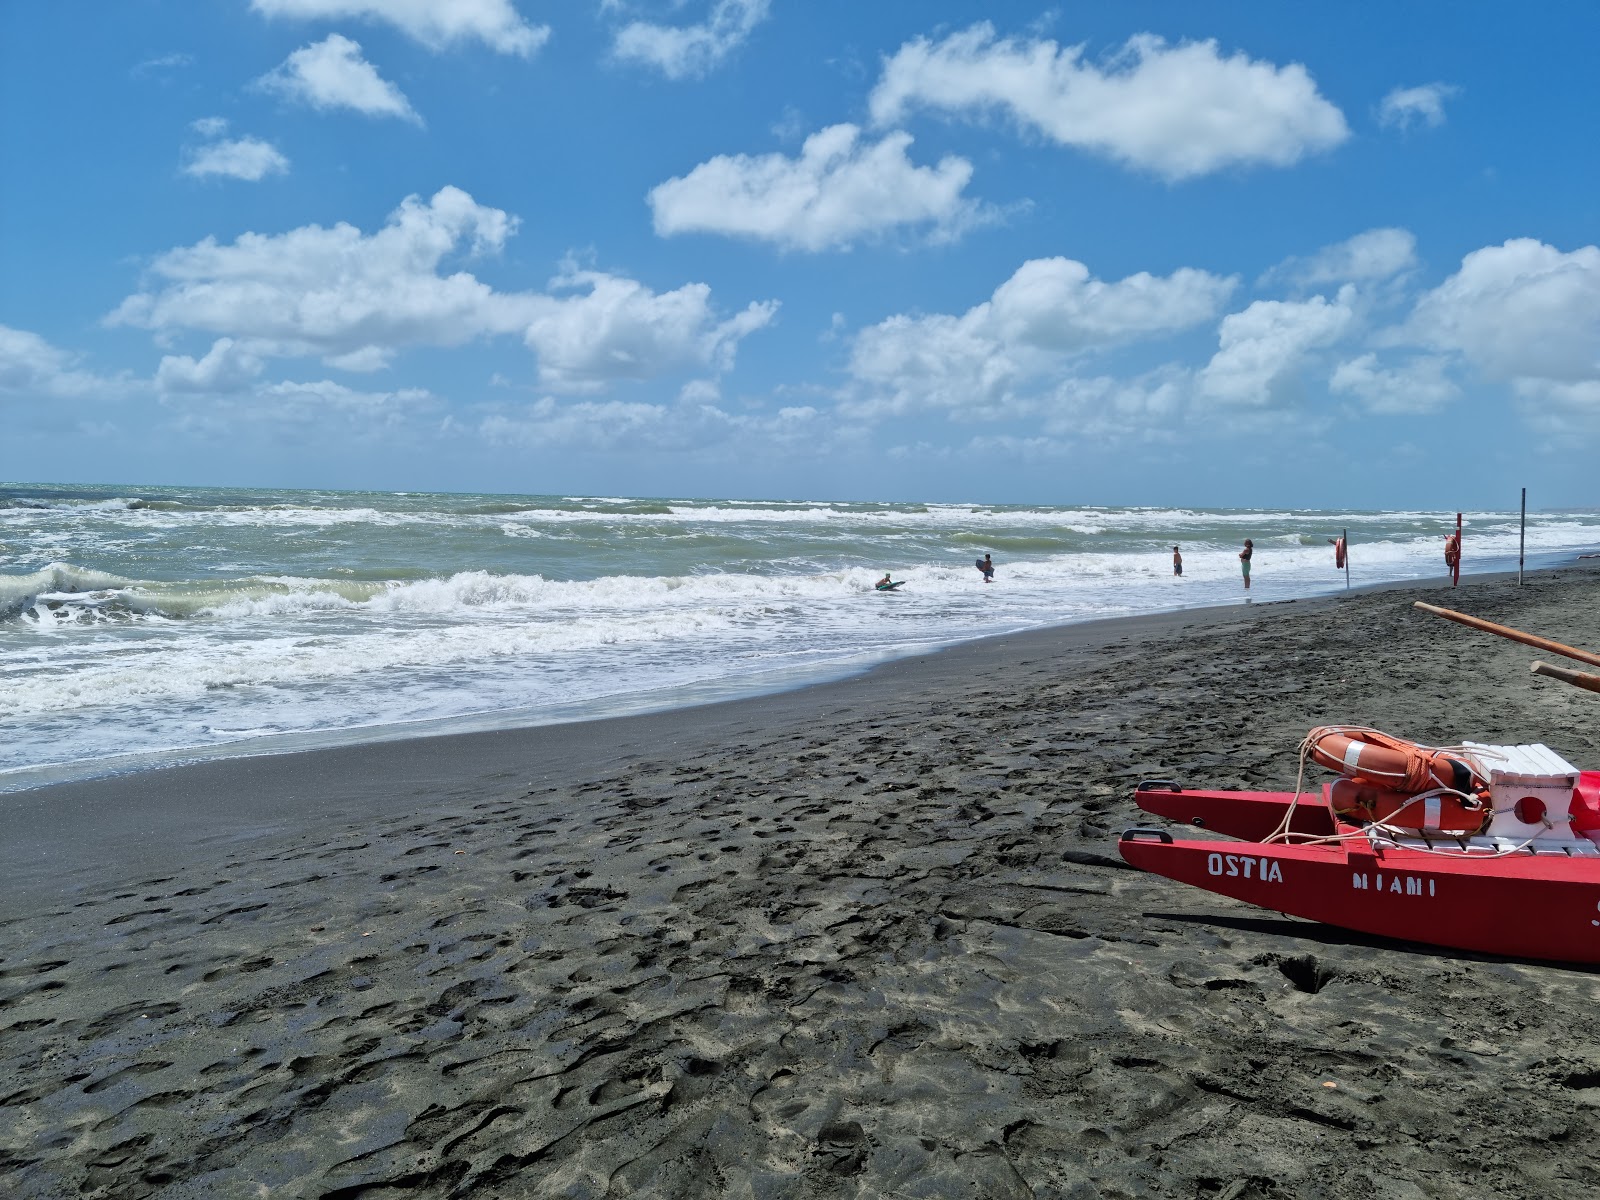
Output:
1132,781,1335,841
1119,823,1600,964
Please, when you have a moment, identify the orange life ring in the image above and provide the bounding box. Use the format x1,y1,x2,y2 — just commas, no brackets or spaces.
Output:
1443,533,1460,568
1334,536,1346,569
1328,778,1489,835
1305,727,1483,795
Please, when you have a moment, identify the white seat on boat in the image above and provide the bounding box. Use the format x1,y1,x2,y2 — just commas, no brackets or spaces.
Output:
1462,742,1583,841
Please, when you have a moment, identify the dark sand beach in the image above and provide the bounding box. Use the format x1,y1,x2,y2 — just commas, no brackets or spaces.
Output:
5,567,1600,1198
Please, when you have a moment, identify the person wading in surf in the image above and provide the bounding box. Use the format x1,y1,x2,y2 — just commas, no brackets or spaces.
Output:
1240,538,1253,590
976,553,994,583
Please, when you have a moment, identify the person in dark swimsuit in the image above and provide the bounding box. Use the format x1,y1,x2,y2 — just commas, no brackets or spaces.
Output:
976,553,994,583
1172,546,1183,576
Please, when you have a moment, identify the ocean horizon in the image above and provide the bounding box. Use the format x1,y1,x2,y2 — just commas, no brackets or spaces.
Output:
5,479,1596,793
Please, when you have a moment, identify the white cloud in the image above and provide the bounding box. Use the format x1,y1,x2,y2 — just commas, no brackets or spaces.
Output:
165,377,438,440
111,187,775,392
155,338,265,394
1029,370,1190,441
250,0,549,56
649,124,982,252
477,392,824,453
183,136,290,181
257,34,421,123
1407,239,1600,385
1329,353,1458,414
190,116,230,138
0,325,116,400
255,378,434,424
1516,380,1600,434
110,187,528,368
1265,227,1418,288
522,264,777,392
612,0,770,80
132,53,193,78
847,256,1235,416
1200,289,1356,407
1378,83,1459,131
869,24,1348,180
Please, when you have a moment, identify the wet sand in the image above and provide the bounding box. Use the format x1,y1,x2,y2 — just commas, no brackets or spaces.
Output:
5,567,1600,1198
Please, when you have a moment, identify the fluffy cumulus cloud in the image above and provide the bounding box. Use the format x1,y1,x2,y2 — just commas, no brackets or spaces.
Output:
1329,353,1458,414
1400,238,1600,432
0,325,117,400
1378,83,1459,131
869,24,1348,180
155,338,266,394
183,137,290,181
250,0,549,56
112,187,774,393
847,256,1236,416
1265,228,1418,288
612,0,770,80
522,265,777,392
257,34,420,122
1407,239,1600,385
1200,289,1356,407
649,124,982,252
110,187,520,369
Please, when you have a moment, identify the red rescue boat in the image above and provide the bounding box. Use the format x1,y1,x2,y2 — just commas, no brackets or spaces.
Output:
1119,733,1600,964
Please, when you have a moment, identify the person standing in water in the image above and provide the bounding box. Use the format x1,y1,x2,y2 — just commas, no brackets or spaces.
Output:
975,553,994,583
1172,545,1183,577
1239,538,1253,589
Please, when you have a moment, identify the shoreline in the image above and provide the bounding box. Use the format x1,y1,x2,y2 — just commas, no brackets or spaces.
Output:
0,558,1556,800
0,563,1558,918
5,561,1600,1195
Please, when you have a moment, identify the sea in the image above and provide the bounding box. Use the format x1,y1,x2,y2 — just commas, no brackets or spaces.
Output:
4,481,1597,792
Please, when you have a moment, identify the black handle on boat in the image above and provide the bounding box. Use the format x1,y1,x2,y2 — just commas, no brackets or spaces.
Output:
1135,780,1183,793
1119,827,1174,844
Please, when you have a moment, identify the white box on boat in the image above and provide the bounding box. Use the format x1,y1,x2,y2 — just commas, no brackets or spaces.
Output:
1463,742,1581,840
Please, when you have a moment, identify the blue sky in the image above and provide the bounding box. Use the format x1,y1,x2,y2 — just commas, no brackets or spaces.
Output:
2,1,1597,506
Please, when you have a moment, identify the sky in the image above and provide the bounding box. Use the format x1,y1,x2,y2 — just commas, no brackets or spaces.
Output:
2,1,1597,507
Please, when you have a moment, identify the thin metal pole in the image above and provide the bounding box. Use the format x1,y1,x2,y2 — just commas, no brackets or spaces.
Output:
1344,527,1349,590
1519,488,1526,586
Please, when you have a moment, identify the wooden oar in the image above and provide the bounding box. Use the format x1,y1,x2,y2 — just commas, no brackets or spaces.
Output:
1412,601,1600,669
1531,660,1600,695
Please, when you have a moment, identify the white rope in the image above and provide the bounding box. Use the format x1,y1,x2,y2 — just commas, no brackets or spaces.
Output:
1264,728,1492,846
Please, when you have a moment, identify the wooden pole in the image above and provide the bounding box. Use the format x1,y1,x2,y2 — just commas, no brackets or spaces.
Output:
1414,601,1600,669
1519,488,1526,586
1343,526,1349,590
1531,660,1600,696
